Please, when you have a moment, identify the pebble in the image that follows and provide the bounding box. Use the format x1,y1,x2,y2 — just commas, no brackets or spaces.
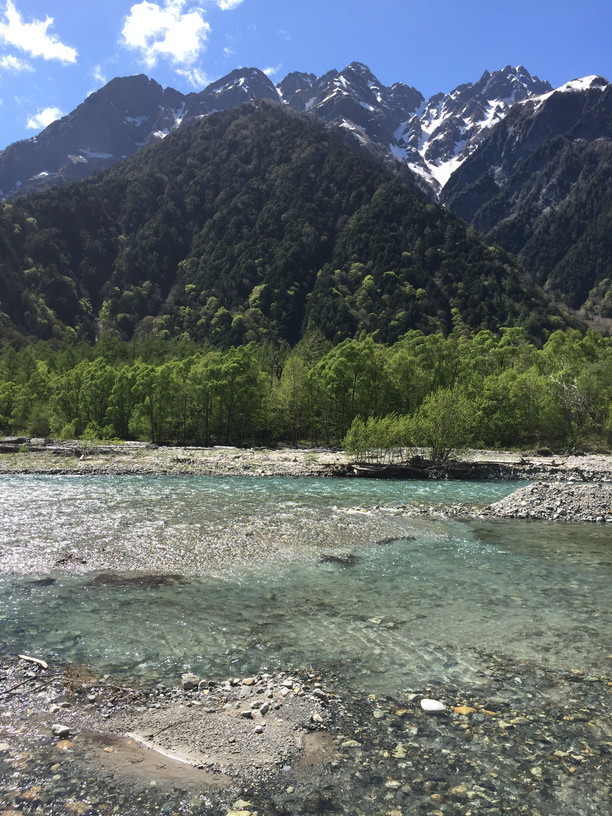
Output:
51,724,71,738
453,705,477,715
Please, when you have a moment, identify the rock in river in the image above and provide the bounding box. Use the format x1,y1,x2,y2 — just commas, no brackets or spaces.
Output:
420,698,446,712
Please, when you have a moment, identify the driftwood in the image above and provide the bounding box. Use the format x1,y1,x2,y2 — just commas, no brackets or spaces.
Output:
18,654,48,671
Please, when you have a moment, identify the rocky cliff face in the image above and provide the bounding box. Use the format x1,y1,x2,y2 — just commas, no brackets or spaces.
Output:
442,76,611,227
396,65,552,194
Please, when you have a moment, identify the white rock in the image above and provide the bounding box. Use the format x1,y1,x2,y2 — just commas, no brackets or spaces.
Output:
420,698,446,712
51,724,71,738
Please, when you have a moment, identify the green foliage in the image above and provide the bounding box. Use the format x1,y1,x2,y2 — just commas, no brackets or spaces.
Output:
450,137,612,316
410,388,476,461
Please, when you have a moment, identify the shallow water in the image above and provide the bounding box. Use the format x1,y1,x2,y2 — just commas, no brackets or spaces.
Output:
0,476,610,695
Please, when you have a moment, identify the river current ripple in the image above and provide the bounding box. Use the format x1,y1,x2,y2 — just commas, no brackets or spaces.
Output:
0,475,610,694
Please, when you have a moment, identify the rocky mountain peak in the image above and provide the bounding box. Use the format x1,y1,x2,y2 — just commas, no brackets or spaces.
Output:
0,73,183,198
278,62,423,156
200,67,279,109
391,65,553,195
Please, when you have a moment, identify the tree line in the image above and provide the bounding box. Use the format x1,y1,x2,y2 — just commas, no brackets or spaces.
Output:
0,327,610,454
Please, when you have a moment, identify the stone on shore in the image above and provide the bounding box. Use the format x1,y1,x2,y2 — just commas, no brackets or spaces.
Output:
486,482,612,523
181,673,200,691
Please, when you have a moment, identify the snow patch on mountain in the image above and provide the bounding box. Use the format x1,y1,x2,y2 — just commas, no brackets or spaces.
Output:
79,149,114,159
559,75,608,93
520,75,609,113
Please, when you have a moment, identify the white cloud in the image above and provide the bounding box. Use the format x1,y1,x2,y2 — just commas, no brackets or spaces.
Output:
121,0,211,69
26,105,64,130
0,53,32,72
263,64,282,78
0,1,77,63
92,64,107,85
176,65,211,88
223,46,234,58
215,0,243,8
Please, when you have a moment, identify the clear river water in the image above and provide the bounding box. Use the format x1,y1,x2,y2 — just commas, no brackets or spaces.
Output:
1,475,610,695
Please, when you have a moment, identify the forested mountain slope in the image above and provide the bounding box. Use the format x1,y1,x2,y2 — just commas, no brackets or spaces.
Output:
0,102,574,346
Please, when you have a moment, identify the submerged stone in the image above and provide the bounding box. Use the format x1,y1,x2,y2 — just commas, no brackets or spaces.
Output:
318,553,359,567
88,572,188,588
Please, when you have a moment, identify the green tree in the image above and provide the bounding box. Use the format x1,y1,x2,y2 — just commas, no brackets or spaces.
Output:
411,388,476,462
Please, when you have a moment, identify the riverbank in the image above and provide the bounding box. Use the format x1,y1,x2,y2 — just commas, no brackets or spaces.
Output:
2,440,610,527
485,481,612,523
0,440,348,477
1,439,611,482
1,651,608,816
401,481,612,524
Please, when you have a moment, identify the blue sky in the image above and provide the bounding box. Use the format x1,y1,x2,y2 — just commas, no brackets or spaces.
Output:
0,0,609,149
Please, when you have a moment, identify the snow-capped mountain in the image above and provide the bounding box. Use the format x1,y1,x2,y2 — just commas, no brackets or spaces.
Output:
442,73,611,227
279,62,424,148
0,69,279,199
280,63,552,196
0,62,606,204
440,73,612,318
